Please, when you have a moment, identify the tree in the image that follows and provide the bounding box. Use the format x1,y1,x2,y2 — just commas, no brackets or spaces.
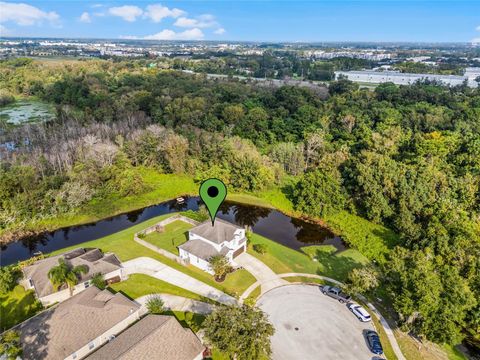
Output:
345,266,379,294
0,266,21,293
209,255,233,282
47,258,88,296
90,273,106,290
293,168,346,217
203,305,274,360
146,295,165,314
0,330,22,360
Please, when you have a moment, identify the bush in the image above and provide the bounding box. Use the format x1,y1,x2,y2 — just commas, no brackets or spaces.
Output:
146,295,165,314
90,273,106,290
0,266,21,293
253,243,268,255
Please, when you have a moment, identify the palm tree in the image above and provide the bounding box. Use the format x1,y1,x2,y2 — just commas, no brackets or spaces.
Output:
47,258,88,297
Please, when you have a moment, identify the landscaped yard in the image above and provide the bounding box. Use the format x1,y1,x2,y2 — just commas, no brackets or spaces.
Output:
50,213,256,298
143,220,192,255
109,274,213,303
248,233,369,282
0,285,43,331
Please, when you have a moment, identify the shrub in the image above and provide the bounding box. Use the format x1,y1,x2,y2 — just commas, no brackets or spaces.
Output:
90,273,106,290
146,295,165,314
0,266,21,293
253,243,268,255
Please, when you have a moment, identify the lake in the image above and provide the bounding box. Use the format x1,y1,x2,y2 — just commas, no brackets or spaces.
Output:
0,196,345,266
0,100,54,125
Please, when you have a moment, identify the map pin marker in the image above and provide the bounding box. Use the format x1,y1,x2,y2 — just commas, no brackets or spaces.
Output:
199,178,227,226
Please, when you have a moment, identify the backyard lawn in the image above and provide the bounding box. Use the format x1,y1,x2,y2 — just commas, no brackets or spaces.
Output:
109,274,213,303
0,285,43,331
248,233,369,282
143,220,192,255
50,213,256,298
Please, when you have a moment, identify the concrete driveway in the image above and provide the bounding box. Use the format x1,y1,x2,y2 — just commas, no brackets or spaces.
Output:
257,284,378,360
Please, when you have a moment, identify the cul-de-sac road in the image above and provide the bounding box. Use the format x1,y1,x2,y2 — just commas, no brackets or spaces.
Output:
257,284,379,360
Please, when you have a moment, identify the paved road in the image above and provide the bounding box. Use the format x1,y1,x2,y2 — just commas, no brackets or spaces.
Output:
235,253,287,295
136,294,214,314
122,257,237,306
258,285,378,360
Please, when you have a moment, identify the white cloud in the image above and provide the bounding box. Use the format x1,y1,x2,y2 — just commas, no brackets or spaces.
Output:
476,25,480,31
79,12,91,23
143,28,204,40
0,2,59,26
214,27,226,35
108,5,143,22
144,4,185,23
174,14,218,28
91,3,103,8
0,24,10,36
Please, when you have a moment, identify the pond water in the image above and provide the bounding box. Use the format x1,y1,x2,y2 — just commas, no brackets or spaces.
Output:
0,196,345,266
0,100,54,125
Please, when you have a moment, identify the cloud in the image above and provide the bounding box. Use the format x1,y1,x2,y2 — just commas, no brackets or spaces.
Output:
144,4,185,23
91,3,103,8
0,2,59,26
143,28,204,40
79,12,91,23
174,14,218,28
214,27,226,35
476,25,480,31
0,24,10,36
108,5,143,22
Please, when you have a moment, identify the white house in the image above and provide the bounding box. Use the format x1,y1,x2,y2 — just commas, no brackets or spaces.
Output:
22,248,126,306
178,219,247,273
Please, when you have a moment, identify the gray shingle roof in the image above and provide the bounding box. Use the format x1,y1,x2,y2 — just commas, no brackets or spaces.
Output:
16,286,140,360
189,218,242,244
23,248,122,298
86,315,205,360
178,239,229,261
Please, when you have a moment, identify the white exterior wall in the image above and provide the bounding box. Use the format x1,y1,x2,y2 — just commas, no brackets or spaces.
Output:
38,268,125,306
179,248,213,274
64,308,142,360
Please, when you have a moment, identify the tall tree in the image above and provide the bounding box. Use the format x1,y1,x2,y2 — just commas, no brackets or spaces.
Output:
47,258,88,296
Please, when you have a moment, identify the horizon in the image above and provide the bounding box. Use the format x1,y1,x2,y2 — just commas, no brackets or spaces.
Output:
0,1,479,43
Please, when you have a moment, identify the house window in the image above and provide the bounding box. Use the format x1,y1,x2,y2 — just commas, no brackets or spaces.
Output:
88,342,95,350
84,281,90,288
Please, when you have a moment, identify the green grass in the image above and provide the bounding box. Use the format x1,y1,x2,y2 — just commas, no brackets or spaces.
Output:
49,213,256,297
109,274,212,303
0,285,43,331
443,344,468,360
143,220,192,255
282,276,326,285
370,311,398,360
164,310,206,333
248,233,369,282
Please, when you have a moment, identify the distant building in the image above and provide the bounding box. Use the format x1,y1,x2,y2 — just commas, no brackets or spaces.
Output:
22,248,126,306
465,67,480,81
15,286,142,360
178,219,247,273
86,314,205,360
334,70,478,88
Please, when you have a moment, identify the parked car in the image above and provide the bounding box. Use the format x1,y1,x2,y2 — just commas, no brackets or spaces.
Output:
321,285,351,303
348,303,371,322
365,330,383,355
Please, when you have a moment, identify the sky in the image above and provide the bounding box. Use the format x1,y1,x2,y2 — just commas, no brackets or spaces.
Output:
0,1,479,43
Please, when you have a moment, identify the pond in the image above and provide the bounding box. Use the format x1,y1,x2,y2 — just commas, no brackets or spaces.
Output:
0,100,54,125
0,196,345,266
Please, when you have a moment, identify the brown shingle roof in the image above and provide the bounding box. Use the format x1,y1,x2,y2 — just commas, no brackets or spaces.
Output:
16,286,140,360
189,218,242,244
86,315,205,360
23,248,122,298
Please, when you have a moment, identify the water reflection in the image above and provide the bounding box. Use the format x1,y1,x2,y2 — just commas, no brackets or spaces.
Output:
0,196,345,266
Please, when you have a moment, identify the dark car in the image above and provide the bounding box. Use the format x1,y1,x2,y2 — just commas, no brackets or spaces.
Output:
365,330,383,355
321,285,351,303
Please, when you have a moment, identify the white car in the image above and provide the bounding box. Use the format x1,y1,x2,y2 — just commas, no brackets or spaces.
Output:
348,303,371,322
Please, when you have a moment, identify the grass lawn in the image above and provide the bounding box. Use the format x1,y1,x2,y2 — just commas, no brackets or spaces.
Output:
0,285,43,331
143,220,192,255
371,312,398,360
282,276,326,285
49,213,256,298
109,274,212,303
248,233,369,282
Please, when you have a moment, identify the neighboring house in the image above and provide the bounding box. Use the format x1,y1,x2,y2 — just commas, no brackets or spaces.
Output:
178,219,247,273
15,286,142,360
86,314,205,360
22,248,126,305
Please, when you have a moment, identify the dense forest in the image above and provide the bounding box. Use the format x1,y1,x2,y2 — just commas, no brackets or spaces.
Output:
0,58,479,348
